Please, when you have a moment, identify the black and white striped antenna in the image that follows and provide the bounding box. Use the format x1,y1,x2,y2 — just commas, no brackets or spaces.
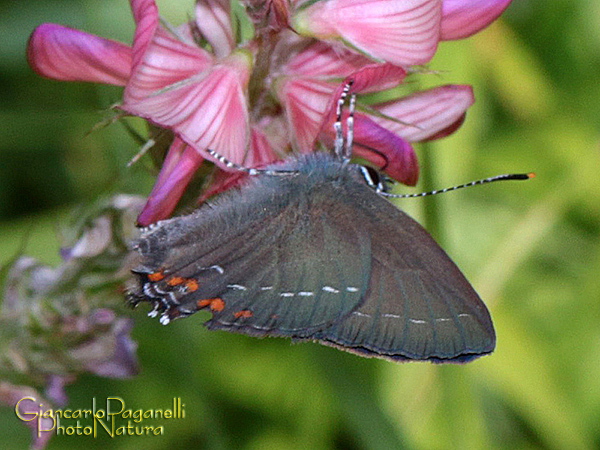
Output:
378,172,535,199
204,80,534,194
204,148,297,176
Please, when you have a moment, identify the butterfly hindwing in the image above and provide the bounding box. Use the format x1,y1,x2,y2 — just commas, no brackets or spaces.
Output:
312,190,495,362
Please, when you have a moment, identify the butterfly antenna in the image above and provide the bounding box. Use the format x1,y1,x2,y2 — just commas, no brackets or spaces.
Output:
205,148,297,176
334,81,353,158
344,92,356,161
379,172,535,198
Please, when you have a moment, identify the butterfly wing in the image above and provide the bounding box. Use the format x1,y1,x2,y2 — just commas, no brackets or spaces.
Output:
130,155,494,363
205,204,372,337
312,192,495,363
129,175,371,336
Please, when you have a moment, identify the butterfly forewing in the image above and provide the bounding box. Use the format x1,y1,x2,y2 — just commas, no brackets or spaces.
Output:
206,205,371,335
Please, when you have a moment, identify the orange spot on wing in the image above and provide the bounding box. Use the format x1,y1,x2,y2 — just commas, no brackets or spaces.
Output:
210,298,224,312
197,298,224,312
167,276,185,286
233,310,252,319
196,299,211,308
185,279,199,292
147,271,164,282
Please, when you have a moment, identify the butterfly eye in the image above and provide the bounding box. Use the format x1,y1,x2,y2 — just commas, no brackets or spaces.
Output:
359,165,387,193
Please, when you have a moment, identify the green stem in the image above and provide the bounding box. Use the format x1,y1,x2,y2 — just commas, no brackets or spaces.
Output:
418,141,444,246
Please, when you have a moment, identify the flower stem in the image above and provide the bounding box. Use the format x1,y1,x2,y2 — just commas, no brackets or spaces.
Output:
418,141,444,246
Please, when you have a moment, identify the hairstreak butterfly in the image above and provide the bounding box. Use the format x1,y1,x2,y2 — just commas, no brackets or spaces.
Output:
127,83,532,363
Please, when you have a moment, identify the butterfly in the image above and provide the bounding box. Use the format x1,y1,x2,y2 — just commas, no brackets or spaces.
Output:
127,83,505,363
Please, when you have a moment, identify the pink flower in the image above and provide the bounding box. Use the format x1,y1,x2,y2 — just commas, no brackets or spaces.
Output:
275,44,474,185
135,137,204,226
27,24,132,85
28,0,261,225
292,0,512,66
27,0,508,224
122,0,251,166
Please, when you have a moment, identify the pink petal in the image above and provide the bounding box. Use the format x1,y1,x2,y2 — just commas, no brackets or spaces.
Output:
245,125,283,166
372,85,474,142
123,30,251,166
129,0,159,71
316,112,418,185
343,63,407,94
324,63,407,115
441,0,512,40
293,0,442,66
275,77,336,152
198,126,282,202
126,27,214,90
352,114,419,185
282,40,372,77
128,1,214,80
421,113,466,141
195,0,235,58
137,138,204,225
316,64,407,147
27,24,131,85
199,170,247,204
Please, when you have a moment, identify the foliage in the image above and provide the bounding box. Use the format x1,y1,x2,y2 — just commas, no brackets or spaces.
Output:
1,1,599,449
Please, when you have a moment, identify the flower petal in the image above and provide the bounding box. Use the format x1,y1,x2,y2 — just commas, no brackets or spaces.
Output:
195,0,235,58
372,85,474,142
199,169,247,203
282,40,372,78
129,0,159,70
246,125,283,166
275,77,336,152
137,138,204,225
45,375,70,406
344,63,407,94
123,41,251,165
316,112,418,185
318,63,408,123
198,126,282,202
441,0,512,40
128,21,214,87
316,63,407,149
126,0,251,168
352,114,419,185
84,318,139,378
27,24,131,85
293,0,442,66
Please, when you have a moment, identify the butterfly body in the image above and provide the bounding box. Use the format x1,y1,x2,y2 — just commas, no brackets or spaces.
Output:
128,153,495,363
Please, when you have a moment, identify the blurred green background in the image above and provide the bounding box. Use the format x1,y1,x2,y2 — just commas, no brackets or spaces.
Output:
1,1,600,449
